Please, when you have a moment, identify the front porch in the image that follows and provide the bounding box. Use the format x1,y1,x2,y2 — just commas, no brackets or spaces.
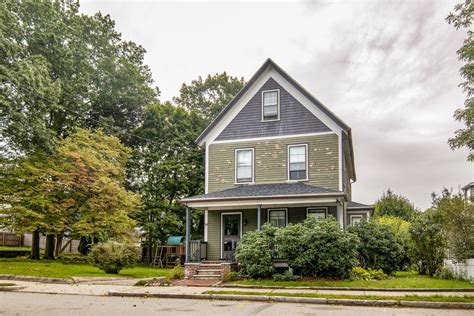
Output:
181,183,374,264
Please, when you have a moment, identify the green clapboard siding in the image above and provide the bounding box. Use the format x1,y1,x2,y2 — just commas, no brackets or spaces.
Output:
208,133,339,193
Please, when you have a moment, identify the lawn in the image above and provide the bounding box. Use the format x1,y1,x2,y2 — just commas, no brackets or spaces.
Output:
0,246,31,251
231,271,474,289
203,290,474,303
0,258,170,279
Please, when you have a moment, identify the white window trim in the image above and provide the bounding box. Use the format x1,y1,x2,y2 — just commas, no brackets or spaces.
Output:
220,212,243,259
267,208,288,227
349,214,363,226
261,89,280,122
287,144,309,181
306,207,328,219
234,148,255,184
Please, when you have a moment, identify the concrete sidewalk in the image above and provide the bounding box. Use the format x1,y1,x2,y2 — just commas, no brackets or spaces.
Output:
5,280,474,297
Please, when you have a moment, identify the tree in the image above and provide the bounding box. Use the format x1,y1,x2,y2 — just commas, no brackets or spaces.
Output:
409,210,446,276
0,129,139,259
1,0,158,155
374,189,418,221
127,102,205,259
173,72,245,123
349,220,405,274
432,188,474,261
446,1,474,161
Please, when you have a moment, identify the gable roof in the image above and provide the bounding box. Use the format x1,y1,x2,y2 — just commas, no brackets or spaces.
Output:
195,58,351,146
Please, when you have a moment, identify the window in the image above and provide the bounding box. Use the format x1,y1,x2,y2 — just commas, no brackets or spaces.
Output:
235,148,253,183
288,144,308,180
268,209,287,228
307,207,327,220
262,90,279,121
350,215,363,226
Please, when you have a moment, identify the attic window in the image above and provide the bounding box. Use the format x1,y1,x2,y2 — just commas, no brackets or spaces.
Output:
262,90,280,121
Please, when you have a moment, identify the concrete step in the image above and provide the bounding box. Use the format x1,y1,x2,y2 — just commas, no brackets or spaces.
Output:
198,264,222,268
196,270,221,276
192,274,221,280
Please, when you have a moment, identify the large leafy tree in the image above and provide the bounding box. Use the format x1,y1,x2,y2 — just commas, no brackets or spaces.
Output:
173,72,245,123
446,1,474,161
0,0,158,155
0,129,139,259
373,189,418,221
127,102,205,259
432,188,474,261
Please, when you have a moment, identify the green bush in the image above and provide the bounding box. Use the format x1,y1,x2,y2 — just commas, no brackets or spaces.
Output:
57,254,89,264
350,267,388,280
235,224,277,279
167,266,184,280
275,218,359,279
434,266,456,280
349,220,405,274
88,241,139,274
223,271,240,282
272,270,300,282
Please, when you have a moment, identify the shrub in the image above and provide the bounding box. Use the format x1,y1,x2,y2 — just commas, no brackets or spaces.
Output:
434,266,456,280
57,254,89,264
272,270,300,282
167,266,184,280
409,210,446,276
88,241,139,274
235,224,277,279
350,267,388,280
349,220,405,274
223,271,240,282
275,218,359,279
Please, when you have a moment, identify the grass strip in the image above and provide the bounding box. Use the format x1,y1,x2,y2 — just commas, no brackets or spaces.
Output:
231,271,474,289
0,283,16,286
203,290,474,303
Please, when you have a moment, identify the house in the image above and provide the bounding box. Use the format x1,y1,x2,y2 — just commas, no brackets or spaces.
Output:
462,182,474,200
180,59,373,270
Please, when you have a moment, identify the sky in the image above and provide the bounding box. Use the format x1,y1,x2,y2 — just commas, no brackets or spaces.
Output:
81,0,473,210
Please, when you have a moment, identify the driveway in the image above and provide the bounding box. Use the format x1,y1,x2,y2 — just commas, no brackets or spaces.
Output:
0,292,471,316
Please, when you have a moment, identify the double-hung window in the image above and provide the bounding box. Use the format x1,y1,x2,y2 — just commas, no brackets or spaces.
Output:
268,209,287,228
288,144,308,180
262,90,279,121
235,148,254,183
307,207,327,220
350,215,363,226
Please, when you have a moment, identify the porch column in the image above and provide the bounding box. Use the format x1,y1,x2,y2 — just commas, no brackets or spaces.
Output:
257,205,261,231
185,206,190,263
337,203,344,229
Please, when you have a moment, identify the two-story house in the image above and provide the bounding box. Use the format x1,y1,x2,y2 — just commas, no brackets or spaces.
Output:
181,59,373,265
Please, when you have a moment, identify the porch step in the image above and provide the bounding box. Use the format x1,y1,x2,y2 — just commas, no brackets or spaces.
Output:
192,274,222,280
196,269,221,276
198,264,222,269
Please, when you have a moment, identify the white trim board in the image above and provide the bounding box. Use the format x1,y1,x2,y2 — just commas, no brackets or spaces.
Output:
220,212,243,259
212,131,335,144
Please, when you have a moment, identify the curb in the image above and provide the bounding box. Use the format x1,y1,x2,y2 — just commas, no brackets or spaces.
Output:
107,291,474,310
0,286,27,292
221,284,474,292
0,275,73,284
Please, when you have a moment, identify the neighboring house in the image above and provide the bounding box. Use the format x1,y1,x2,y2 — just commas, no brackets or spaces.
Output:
181,59,373,263
462,182,474,200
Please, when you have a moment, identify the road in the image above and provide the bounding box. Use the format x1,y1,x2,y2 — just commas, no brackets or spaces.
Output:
0,292,471,316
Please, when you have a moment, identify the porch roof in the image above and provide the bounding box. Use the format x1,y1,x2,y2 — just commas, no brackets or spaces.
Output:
181,182,344,204
346,201,374,210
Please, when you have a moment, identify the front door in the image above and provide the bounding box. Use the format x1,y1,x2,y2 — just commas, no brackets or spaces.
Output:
222,213,241,261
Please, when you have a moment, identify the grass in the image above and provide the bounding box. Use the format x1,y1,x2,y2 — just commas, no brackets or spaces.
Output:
0,283,16,286
0,258,170,279
203,290,474,303
231,271,474,289
0,246,31,251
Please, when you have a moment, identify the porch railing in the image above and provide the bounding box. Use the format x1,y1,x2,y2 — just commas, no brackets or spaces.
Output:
189,240,207,262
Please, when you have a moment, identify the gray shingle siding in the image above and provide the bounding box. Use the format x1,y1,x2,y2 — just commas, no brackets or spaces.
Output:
215,78,331,141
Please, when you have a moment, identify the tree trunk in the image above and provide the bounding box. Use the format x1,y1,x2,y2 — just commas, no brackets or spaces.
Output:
55,233,63,257
43,234,55,260
31,230,40,260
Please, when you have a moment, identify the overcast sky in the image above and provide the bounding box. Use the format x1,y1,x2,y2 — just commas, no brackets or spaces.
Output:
81,0,473,210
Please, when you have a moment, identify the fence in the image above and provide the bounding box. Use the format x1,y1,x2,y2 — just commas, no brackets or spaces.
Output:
444,259,474,280
0,232,23,247
22,234,80,253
